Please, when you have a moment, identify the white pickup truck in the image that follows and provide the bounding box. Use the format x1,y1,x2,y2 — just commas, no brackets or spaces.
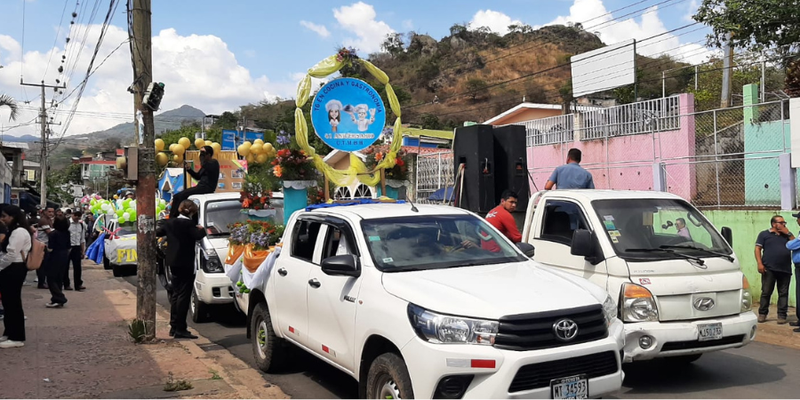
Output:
522,190,758,364
236,202,625,399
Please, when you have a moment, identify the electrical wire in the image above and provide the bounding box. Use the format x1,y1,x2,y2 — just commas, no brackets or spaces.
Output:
42,0,70,83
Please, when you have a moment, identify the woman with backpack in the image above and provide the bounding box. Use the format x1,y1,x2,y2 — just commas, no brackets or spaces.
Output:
0,205,33,349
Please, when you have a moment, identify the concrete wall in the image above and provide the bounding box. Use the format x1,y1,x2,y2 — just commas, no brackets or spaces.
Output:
743,84,791,206
704,209,797,307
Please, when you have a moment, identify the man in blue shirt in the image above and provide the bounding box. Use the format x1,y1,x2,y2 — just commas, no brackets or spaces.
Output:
544,148,595,190
786,212,800,331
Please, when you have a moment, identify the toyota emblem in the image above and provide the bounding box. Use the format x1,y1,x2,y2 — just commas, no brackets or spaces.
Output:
553,318,579,341
693,297,715,311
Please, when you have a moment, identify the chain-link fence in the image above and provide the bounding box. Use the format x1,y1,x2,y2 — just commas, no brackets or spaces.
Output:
414,151,454,204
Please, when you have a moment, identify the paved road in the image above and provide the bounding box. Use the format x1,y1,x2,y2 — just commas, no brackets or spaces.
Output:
123,275,799,399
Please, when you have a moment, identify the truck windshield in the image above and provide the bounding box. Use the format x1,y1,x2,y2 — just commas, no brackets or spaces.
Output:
360,215,527,272
591,199,732,261
205,199,284,235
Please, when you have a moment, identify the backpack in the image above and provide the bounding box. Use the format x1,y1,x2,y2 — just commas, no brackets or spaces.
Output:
27,237,46,271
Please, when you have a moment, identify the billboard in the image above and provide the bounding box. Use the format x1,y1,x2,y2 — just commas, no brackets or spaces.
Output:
221,130,266,150
571,39,636,98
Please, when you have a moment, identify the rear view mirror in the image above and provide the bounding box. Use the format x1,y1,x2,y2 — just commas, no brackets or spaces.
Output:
321,254,361,278
721,227,733,246
516,242,535,258
571,229,604,265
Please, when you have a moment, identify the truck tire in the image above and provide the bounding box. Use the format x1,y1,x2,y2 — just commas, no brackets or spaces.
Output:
190,290,209,323
103,256,111,270
112,264,124,277
666,354,702,364
251,302,287,373
365,353,414,399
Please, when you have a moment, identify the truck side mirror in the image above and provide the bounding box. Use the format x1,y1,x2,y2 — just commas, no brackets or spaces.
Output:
571,229,603,265
516,242,535,258
321,254,361,278
721,227,733,246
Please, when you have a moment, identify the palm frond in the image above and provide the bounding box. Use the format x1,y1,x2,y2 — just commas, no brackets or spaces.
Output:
0,94,19,122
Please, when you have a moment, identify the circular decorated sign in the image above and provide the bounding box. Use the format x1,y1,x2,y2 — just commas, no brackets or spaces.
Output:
311,77,386,152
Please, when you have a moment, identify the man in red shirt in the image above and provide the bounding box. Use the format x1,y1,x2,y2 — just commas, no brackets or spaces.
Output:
482,190,522,252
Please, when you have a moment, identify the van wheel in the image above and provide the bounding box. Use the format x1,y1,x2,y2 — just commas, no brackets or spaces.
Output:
666,354,702,364
103,256,111,270
190,290,209,323
112,264,124,277
251,302,286,373
366,353,414,399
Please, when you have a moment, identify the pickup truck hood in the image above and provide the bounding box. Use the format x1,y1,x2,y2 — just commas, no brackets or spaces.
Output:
206,237,230,260
626,257,742,295
381,262,603,320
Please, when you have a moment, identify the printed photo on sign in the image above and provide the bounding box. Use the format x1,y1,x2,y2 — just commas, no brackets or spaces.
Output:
310,77,386,152
232,170,244,179
232,182,242,189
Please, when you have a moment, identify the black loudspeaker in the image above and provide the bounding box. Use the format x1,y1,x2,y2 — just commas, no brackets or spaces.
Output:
453,125,495,214
493,125,529,213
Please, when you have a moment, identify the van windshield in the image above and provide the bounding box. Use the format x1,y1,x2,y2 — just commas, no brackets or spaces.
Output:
591,199,732,261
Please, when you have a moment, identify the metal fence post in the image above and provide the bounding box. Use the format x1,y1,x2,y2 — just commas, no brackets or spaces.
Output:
437,153,442,192
713,109,721,208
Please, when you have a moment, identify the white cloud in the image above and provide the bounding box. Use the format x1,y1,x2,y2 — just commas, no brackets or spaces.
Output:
469,10,523,35
300,20,331,38
549,0,713,64
0,26,302,137
402,19,414,30
333,2,394,54
684,0,699,22
243,49,257,58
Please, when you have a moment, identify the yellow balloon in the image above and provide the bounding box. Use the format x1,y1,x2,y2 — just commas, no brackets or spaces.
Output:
264,143,274,153
243,141,252,148
256,154,268,164
173,154,183,163
205,140,212,147
254,139,264,146
237,144,250,157
173,144,186,156
211,142,222,154
156,152,169,167
194,138,205,149
169,143,177,153
178,137,191,149
155,138,165,152
250,143,263,155
245,154,255,164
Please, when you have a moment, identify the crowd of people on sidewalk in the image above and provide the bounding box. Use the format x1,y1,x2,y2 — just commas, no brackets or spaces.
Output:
0,204,89,349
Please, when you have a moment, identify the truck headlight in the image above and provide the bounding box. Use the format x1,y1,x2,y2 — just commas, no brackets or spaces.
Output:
741,275,753,312
602,295,618,326
407,304,498,345
200,247,224,273
621,283,658,322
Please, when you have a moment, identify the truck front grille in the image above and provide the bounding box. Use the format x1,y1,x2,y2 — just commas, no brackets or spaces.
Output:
508,351,619,393
494,304,608,351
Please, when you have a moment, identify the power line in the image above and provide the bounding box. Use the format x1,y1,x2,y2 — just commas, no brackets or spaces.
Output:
42,0,70,83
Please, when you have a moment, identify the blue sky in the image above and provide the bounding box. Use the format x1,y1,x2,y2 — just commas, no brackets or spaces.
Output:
0,0,710,137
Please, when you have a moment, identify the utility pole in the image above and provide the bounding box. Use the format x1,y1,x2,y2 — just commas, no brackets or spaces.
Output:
20,80,66,207
130,0,158,341
720,33,734,108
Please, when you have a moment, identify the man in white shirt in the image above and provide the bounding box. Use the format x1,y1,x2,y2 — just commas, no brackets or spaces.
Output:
66,211,87,291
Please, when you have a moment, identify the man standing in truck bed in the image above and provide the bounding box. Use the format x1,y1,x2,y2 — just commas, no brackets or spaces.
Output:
169,146,220,219
545,148,595,190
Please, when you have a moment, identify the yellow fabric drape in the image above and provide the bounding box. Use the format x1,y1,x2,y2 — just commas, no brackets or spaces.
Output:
294,56,404,188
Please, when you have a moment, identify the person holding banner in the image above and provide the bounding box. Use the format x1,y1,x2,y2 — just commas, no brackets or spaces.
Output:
169,146,220,219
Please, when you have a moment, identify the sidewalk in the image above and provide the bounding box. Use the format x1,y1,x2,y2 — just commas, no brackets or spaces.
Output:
0,261,288,399
751,302,800,350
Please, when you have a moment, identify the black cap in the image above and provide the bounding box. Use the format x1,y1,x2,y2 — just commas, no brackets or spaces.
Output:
792,212,800,218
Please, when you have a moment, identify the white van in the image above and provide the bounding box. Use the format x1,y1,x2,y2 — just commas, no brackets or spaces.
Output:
522,190,758,363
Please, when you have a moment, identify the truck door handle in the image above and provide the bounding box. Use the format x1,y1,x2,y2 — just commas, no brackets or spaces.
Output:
308,278,321,288
277,268,287,276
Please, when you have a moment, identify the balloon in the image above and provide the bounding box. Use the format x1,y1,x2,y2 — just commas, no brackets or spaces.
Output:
119,216,127,223
205,140,212,147
245,154,255,164
113,194,119,200
101,203,110,211
156,152,168,167
237,144,250,157
254,139,264,146
173,154,183,163
90,199,97,206
211,142,222,154
264,143,274,153
126,208,135,216
178,137,191,149
194,138,205,149
250,143,263,155
173,144,186,156
123,212,131,220
243,141,252,148
131,213,137,221
155,138,165,152
116,210,124,217
256,154,268,164
169,143,177,153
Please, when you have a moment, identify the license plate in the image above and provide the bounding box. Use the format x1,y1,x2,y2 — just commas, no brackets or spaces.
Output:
698,322,722,341
551,375,588,399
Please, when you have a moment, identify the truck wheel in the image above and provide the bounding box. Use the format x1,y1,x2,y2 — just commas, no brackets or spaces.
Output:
103,256,111,270
251,302,286,373
365,353,414,399
666,354,702,364
190,290,209,323
112,264,124,277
